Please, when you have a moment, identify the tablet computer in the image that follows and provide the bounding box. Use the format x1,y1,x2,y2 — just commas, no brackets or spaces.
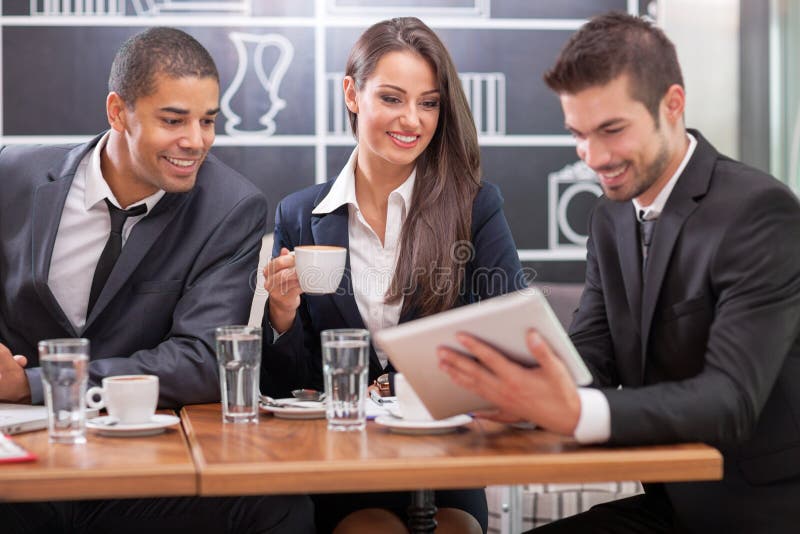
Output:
0,403,47,435
373,289,593,419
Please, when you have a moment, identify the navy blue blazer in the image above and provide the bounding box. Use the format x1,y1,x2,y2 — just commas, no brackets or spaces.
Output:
261,180,526,397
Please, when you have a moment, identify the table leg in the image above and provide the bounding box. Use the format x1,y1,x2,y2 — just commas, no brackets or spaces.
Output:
407,489,437,533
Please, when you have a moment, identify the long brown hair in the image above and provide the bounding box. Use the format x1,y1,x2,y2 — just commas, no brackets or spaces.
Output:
345,17,481,317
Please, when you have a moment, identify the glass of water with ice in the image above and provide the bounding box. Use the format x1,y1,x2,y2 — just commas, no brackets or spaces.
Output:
321,329,369,431
38,338,90,444
215,325,262,424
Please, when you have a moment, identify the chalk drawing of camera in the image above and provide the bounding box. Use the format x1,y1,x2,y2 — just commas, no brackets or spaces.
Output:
548,161,603,250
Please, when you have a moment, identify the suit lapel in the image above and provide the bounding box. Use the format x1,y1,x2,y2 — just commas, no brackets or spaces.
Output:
640,130,716,376
32,179,79,336
611,202,645,382
615,203,643,328
31,138,103,337
309,204,364,328
83,193,185,330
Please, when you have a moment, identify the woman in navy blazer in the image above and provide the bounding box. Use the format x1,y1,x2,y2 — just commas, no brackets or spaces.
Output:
261,17,525,534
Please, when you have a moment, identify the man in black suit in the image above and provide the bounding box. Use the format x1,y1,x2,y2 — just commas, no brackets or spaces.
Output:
439,12,800,533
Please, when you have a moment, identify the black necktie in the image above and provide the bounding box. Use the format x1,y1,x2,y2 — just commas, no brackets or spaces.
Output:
639,210,657,273
87,199,147,314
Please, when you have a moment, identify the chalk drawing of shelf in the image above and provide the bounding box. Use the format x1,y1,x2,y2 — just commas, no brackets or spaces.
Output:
29,0,252,16
326,71,505,136
548,161,602,250
326,0,490,17
326,73,352,136
132,0,252,16
30,0,125,15
460,72,506,135
220,32,294,137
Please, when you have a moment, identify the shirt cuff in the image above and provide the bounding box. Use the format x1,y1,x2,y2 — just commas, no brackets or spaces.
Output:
25,367,44,405
573,387,611,444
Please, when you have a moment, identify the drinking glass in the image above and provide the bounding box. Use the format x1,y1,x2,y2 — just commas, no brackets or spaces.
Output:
38,338,90,444
322,329,369,431
215,325,262,423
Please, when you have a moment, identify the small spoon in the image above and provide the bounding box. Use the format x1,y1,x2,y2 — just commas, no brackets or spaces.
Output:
259,395,320,409
96,417,119,426
291,389,326,402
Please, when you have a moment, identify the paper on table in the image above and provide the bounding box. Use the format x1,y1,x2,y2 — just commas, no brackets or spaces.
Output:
0,434,37,464
366,396,396,419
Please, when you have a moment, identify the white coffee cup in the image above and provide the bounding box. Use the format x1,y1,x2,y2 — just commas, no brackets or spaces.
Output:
292,245,346,294
85,375,159,424
394,373,434,421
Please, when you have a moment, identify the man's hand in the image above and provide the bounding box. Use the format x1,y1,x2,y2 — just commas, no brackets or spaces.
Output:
437,331,581,436
0,343,32,403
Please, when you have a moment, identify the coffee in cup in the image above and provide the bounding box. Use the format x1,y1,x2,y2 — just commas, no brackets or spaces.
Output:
394,373,434,421
292,245,346,294
85,374,159,424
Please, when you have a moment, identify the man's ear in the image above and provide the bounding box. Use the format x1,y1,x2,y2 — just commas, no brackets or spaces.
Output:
343,76,359,114
106,92,128,132
661,84,685,126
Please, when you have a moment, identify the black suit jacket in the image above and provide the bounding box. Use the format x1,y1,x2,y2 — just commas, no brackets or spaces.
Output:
571,130,800,531
0,134,268,407
261,180,526,398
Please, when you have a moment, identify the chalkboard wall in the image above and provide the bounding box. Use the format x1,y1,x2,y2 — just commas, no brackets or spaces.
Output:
1,0,652,282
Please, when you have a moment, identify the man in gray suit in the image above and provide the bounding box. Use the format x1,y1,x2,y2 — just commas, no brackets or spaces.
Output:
0,27,312,533
439,12,800,533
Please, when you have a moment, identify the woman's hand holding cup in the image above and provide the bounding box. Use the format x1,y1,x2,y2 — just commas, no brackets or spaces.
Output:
264,245,348,334
264,247,302,334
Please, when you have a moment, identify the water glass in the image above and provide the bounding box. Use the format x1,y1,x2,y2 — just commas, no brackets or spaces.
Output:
38,338,90,444
215,325,262,424
322,329,369,431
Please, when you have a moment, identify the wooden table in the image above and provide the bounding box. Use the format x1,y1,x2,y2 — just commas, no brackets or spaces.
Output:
2,403,721,533
182,403,722,496
0,411,196,502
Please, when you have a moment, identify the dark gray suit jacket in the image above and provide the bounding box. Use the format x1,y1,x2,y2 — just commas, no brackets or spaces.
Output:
0,133,267,408
571,130,800,531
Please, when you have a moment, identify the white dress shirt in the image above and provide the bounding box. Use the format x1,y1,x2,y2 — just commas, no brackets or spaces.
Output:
573,132,697,444
312,148,415,369
48,132,165,331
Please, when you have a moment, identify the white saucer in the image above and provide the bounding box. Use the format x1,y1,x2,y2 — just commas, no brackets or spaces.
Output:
259,399,326,420
87,414,181,437
374,414,473,435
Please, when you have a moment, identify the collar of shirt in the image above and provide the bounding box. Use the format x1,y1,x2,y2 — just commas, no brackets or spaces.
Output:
312,147,416,217
84,131,166,213
632,132,697,222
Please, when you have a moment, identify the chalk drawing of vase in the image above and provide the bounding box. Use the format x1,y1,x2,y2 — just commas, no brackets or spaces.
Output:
220,32,294,137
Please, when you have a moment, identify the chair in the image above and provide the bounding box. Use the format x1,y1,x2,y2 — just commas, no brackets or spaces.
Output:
248,233,273,327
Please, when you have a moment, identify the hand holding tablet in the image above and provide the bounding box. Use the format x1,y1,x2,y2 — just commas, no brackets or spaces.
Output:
374,289,592,420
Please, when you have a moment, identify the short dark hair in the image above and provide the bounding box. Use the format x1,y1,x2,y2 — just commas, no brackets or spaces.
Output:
543,12,683,122
108,27,219,107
